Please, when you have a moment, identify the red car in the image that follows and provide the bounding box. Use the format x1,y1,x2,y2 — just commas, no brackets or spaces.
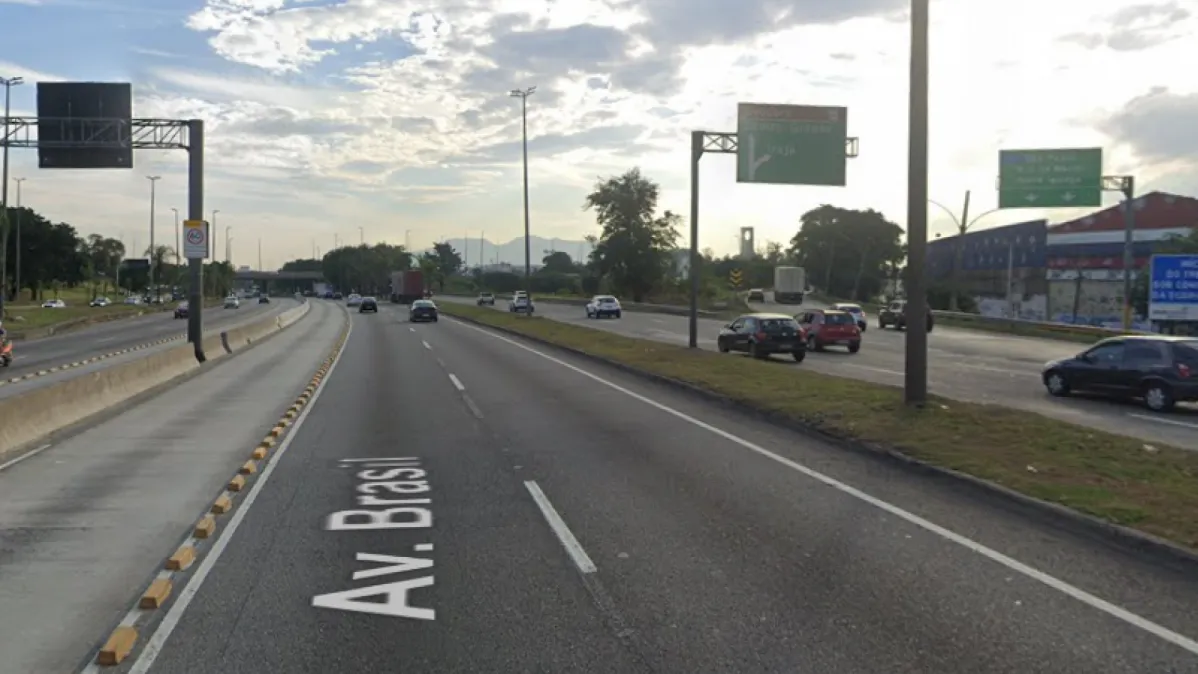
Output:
796,309,861,353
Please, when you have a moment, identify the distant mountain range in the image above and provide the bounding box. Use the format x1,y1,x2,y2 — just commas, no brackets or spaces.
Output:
430,235,595,267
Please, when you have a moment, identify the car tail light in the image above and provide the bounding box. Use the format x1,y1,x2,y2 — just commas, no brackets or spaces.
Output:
1179,363,1192,378
755,331,768,341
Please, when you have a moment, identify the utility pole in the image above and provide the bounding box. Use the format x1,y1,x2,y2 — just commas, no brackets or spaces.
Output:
211,209,220,265
359,226,364,246
225,225,232,264
0,75,24,314
258,238,263,271
510,85,536,296
480,230,484,273
13,176,24,302
147,175,161,301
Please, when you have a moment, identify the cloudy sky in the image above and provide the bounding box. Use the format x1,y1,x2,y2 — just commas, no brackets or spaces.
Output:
1,0,1196,269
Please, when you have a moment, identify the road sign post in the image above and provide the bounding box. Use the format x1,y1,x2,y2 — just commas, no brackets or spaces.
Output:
736,104,848,186
1148,254,1198,323
997,148,1103,208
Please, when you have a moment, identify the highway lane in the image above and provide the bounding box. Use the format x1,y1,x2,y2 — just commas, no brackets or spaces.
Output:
1,298,290,384
0,299,345,674
121,304,1198,673
438,295,1198,449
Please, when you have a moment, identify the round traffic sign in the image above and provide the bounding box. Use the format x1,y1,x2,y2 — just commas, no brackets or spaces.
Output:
186,228,205,245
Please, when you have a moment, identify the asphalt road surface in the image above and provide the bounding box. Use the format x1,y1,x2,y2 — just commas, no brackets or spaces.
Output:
108,303,1198,673
0,300,345,674
438,295,1198,449
3,298,288,382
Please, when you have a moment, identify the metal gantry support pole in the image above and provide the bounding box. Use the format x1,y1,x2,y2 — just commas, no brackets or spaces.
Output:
904,0,931,405
1104,175,1137,330
147,175,160,300
0,76,23,314
13,176,24,302
187,120,206,361
685,132,860,348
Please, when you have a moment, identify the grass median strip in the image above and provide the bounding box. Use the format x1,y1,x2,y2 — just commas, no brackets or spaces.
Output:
441,302,1198,552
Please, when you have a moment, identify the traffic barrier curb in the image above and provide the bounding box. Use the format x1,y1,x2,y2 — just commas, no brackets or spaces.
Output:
85,305,351,668
441,310,1198,568
0,334,185,389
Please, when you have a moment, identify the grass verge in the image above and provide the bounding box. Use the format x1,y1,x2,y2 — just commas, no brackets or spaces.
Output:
441,302,1198,553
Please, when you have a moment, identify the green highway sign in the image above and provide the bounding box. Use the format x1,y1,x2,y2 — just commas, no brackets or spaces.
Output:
737,103,847,186
998,148,1103,208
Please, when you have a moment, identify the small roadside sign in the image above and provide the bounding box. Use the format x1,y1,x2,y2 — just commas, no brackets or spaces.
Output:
729,269,743,289
183,219,208,259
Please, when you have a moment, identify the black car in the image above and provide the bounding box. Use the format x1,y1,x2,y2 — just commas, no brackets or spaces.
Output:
259,296,271,304
747,289,765,302
878,299,933,332
359,297,379,313
717,313,806,362
174,302,189,319
410,299,438,322
1042,335,1198,412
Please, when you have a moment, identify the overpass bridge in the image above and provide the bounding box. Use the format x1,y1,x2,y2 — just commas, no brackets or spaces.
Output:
233,270,325,293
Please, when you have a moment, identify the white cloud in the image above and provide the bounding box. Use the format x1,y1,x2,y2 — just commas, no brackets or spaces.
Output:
8,0,1198,269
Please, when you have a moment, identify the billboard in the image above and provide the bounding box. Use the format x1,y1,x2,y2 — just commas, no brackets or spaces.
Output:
1148,254,1198,322
36,82,133,169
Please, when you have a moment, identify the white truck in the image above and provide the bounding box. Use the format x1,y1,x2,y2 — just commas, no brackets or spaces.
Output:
773,266,806,304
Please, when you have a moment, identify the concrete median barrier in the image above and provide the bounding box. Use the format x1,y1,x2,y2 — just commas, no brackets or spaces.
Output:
0,342,200,457
219,300,310,354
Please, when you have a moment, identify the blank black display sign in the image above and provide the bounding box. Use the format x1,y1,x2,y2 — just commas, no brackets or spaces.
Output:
36,82,133,169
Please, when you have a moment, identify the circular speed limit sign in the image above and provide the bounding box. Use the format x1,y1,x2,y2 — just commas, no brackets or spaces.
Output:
186,228,205,245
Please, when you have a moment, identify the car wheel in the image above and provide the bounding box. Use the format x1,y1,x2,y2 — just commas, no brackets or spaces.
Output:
859,322,867,332
1142,381,1175,412
878,319,885,329
848,342,861,354
717,338,729,353
792,349,806,363
749,342,765,359
807,334,822,352
1044,370,1071,397
615,311,621,319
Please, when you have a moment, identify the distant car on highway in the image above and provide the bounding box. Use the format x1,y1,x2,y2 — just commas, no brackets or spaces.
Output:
747,289,766,303
797,309,862,353
586,295,622,319
41,299,66,309
830,303,868,331
259,296,270,304
224,295,241,309
359,297,379,313
346,293,363,307
510,295,534,314
477,292,495,306
123,296,141,305
717,313,806,361
1042,335,1198,412
333,292,343,300
410,299,438,322
877,299,934,332
174,302,189,319
89,297,111,307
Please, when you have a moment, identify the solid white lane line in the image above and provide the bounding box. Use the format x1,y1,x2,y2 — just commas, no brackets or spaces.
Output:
1127,413,1198,430
448,374,465,391
524,480,597,574
0,444,52,473
124,313,354,674
450,318,1198,656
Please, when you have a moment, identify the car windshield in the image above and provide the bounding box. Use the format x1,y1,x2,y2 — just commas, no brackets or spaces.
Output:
825,313,856,325
836,304,862,313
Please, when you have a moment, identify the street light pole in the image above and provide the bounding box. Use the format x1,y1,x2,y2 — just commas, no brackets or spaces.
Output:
359,226,364,245
147,175,161,300
225,225,232,264
510,85,536,296
0,75,24,314
171,207,180,267
211,209,220,263
13,176,24,302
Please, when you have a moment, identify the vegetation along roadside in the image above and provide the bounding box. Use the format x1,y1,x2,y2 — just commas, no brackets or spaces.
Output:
440,301,1198,553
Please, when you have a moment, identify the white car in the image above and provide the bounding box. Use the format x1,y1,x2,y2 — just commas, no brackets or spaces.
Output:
90,297,111,307
41,299,66,309
346,294,363,307
224,296,241,309
509,296,534,313
586,295,622,319
124,296,141,305
831,303,867,331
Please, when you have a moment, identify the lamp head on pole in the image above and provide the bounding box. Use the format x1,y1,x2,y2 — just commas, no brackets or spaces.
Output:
508,86,536,98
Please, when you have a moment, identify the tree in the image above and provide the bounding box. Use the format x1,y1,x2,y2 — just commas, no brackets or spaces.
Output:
281,258,323,273
787,205,904,302
322,244,412,295
584,168,681,302
541,250,576,274
430,243,463,283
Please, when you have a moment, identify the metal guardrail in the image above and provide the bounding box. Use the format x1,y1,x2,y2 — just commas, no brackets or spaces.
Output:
442,294,723,318
925,310,1145,339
